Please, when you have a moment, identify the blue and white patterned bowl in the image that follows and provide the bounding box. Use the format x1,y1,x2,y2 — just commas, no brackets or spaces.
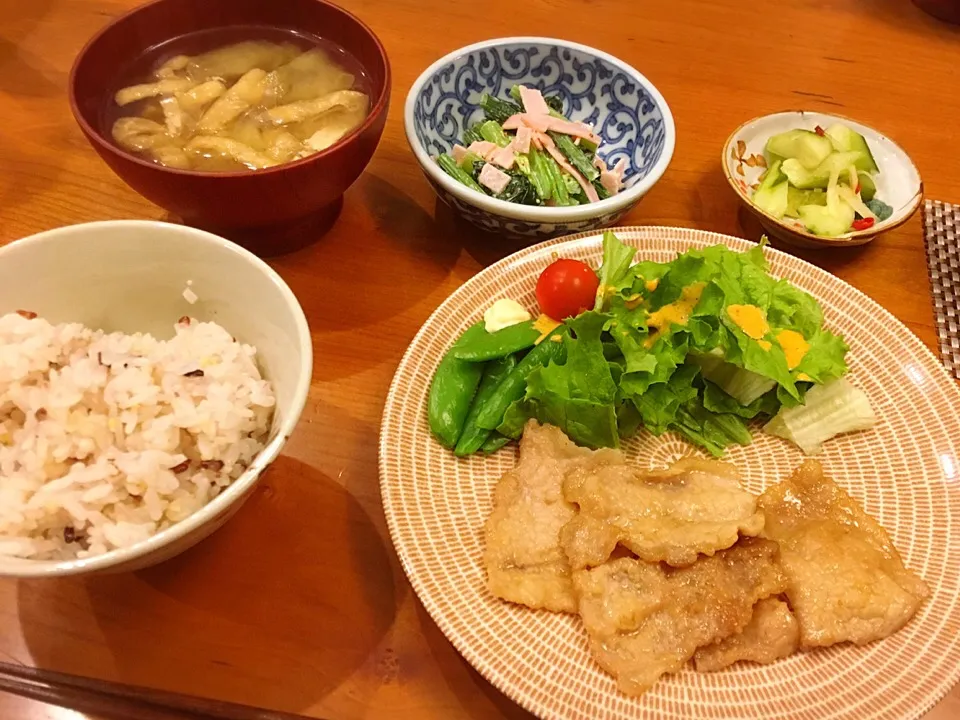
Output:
404,37,675,240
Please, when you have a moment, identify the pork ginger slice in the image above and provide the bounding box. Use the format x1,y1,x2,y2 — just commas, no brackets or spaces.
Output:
483,421,621,613
573,538,787,696
561,457,764,569
758,460,929,648
694,597,800,671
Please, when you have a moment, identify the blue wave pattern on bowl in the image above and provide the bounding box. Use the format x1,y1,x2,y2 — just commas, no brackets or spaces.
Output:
426,176,630,237
412,42,667,200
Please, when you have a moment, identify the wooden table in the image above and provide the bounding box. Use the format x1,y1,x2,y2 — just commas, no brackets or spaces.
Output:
0,0,957,717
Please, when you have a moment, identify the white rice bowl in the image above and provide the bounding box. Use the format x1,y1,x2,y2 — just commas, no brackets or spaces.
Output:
0,311,275,560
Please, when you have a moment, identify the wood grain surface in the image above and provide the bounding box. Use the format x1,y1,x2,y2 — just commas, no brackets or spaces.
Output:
0,0,957,717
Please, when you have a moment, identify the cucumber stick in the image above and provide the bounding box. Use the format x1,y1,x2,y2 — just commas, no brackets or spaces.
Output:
785,187,826,218
781,151,863,190
824,123,879,173
752,158,789,217
753,180,789,219
757,158,784,191
765,129,833,170
797,203,854,237
754,122,884,239
857,171,877,201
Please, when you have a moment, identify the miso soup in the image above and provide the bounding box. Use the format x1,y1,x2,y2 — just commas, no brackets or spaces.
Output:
108,27,372,172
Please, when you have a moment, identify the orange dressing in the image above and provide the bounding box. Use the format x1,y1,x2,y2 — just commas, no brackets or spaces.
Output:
645,278,660,293
776,329,810,369
727,304,770,340
532,314,562,345
644,282,705,348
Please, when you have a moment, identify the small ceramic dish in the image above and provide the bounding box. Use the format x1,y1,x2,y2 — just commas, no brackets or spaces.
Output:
722,111,923,249
405,37,675,240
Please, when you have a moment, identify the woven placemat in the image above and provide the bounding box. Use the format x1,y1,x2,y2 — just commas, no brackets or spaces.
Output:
923,200,960,380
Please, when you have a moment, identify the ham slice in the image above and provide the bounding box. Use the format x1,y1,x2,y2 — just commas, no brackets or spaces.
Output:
490,145,516,170
518,85,551,116
502,114,524,131
506,113,601,144
513,126,532,154
478,163,511,194
599,167,621,195
519,113,553,133
538,132,600,203
451,144,469,164
505,112,602,144
592,155,627,196
467,140,498,160
537,131,555,149
542,117,601,145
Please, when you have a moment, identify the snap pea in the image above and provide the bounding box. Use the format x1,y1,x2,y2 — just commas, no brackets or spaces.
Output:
450,321,540,362
449,322,489,351
481,432,511,454
475,328,568,431
454,354,518,456
427,323,486,448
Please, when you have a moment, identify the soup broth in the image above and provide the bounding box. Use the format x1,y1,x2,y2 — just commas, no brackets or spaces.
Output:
107,27,372,172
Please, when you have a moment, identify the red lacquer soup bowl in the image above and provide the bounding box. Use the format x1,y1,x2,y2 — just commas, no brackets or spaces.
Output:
69,0,390,232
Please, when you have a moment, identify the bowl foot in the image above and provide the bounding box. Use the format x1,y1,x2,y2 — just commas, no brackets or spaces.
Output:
171,197,344,257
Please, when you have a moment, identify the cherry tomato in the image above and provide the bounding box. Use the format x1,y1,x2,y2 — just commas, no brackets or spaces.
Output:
852,217,875,231
535,258,600,320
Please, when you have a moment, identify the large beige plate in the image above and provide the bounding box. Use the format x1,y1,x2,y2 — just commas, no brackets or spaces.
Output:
379,226,960,720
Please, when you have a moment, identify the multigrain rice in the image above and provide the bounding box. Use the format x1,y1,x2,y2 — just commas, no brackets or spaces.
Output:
0,313,275,560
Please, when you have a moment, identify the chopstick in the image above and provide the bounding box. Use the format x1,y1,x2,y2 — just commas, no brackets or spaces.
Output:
0,661,320,720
